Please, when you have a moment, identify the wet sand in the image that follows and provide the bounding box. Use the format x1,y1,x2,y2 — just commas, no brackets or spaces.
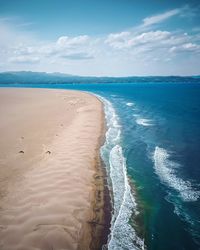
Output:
0,88,107,250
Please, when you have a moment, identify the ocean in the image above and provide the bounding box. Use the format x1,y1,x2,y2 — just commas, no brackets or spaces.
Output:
1,81,200,250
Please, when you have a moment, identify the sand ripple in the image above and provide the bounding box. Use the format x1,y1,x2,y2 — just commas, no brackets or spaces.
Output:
0,89,103,250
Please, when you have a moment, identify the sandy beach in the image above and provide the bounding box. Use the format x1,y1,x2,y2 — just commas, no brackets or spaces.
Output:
0,88,107,250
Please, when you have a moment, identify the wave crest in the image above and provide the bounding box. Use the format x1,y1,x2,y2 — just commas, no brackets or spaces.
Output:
153,146,200,202
136,118,153,127
97,95,144,250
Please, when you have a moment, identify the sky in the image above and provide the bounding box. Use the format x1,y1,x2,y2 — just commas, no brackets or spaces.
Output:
0,0,200,76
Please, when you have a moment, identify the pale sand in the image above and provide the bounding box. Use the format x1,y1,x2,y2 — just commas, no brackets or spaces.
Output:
0,88,106,250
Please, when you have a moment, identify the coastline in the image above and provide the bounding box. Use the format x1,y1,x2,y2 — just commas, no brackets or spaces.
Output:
87,104,111,250
78,92,111,249
0,87,110,250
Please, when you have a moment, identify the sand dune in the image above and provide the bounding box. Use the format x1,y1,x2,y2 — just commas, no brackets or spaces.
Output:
0,88,105,250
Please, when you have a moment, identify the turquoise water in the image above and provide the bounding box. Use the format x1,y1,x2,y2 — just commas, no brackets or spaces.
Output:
1,82,200,250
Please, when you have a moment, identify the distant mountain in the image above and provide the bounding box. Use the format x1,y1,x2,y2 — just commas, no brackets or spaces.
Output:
0,71,76,84
0,71,200,84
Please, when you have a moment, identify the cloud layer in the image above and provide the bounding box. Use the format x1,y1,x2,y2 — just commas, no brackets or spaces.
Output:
0,5,200,76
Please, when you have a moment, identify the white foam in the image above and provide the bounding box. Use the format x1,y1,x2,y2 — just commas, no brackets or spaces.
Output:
136,118,153,127
153,146,200,202
126,102,134,107
108,145,144,250
96,95,144,250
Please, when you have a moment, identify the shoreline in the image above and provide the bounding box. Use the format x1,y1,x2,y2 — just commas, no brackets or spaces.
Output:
88,104,111,249
78,93,111,249
0,87,110,250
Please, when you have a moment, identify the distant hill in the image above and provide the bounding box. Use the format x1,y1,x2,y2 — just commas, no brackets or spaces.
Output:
0,71,200,84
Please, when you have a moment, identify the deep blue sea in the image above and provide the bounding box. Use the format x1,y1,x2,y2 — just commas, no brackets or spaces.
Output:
1,82,200,250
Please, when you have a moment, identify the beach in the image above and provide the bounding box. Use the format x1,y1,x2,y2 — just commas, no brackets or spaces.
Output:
0,88,107,250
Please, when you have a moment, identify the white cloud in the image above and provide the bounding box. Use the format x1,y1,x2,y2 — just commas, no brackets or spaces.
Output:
130,31,171,45
9,56,40,63
179,4,199,19
106,31,130,41
0,5,200,76
142,5,197,28
106,30,171,49
143,9,181,27
105,5,199,53
61,52,94,60
56,35,90,47
169,43,200,53
105,31,131,49
1,28,94,63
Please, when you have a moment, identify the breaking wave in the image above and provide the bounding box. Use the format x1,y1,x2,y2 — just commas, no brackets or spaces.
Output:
126,102,135,107
97,95,144,250
136,118,153,127
153,146,200,202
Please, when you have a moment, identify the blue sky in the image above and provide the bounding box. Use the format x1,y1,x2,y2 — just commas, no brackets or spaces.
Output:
0,0,200,76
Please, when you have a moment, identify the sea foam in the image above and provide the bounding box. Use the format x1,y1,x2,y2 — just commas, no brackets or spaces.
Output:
136,118,153,127
153,146,200,202
97,95,144,250
126,102,135,107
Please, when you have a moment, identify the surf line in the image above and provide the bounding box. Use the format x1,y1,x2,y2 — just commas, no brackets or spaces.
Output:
96,94,145,250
